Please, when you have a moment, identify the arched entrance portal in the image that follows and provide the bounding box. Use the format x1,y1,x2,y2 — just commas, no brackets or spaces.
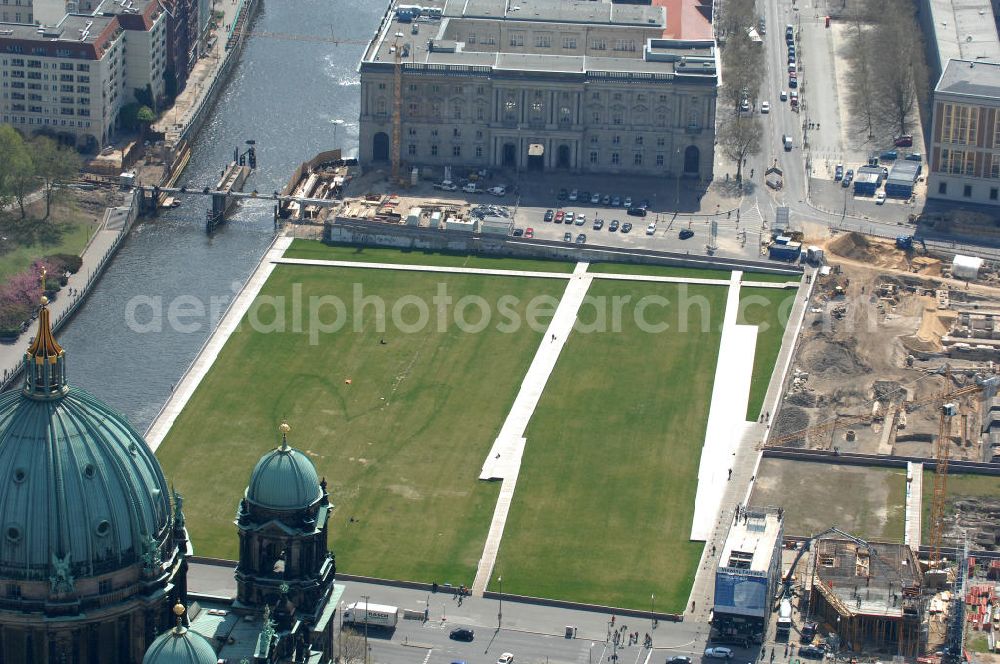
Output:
372,132,390,161
683,145,700,175
557,144,571,169
502,143,516,168
527,143,545,172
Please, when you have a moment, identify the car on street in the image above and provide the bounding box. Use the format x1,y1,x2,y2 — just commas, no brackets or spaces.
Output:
576,233,586,243
554,210,565,223
894,134,913,147
488,186,507,196
668,657,692,664
789,91,799,104
543,209,554,222
569,189,579,201
611,195,622,207
788,54,796,65
575,214,586,226
761,101,770,113
621,222,633,233
780,90,787,101
563,232,573,242
875,192,886,205
449,628,475,642
557,188,568,201
679,229,694,240
739,99,750,113
512,228,523,237
704,647,734,659
609,219,620,232
834,164,844,180
590,192,601,204
645,222,656,235
497,654,515,664
798,646,824,659
593,219,604,230
623,196,633,208
565,211,575,224
789,76,798,88
524,227,534,238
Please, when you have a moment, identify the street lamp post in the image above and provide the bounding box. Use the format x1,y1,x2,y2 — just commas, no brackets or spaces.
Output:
332,119,344,151
497,575,503,631
362,594,370,664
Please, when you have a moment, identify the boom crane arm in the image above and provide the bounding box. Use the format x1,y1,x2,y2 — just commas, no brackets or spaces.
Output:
777,527,875,602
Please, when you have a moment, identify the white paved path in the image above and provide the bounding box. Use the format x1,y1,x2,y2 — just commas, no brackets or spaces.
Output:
690,270,760,540
144,235,293,450
905,461,923,553
471,262,594,596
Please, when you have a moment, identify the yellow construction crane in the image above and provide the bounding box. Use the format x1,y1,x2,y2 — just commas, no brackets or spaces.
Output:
929,402,959,566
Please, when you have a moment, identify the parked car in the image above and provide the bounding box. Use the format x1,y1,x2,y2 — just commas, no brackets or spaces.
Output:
905,152,922,161
623,196,633,208
627,206,647,217
543,209,554,222
576,233,587,244
602,194,611,205
788,54,796,65
611,195,622,207
645,222,656,235
569,189,579,201
575,214,586,226
679,229,694,240
512,228,523,237
565,212,575,224
875,192,886,205
593,219,604,230
497,654,515,664
449,628,475,642
580,191,591,203
524,227,534,238
798,646,824,659
789,76,798,88
668,658,692,664
879,150,898,161
761,101,770,113
639,199,650,210
554,210,565,223
740,99,751,113
894,134,913,147
590,192,601,204
488,186,507,196
621,222,633,233
609,219,620,232
563,232,573,242
834,164,844,180
704,647,734,659
557,188,568,201
801,621,817,644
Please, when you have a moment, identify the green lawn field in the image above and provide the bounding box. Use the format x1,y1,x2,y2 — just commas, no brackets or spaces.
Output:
587,262,731,280
492,280,728,612
0,200,101,281
738,288,796,421
921,472,1000,544
284,239,576,273
156,265,565,584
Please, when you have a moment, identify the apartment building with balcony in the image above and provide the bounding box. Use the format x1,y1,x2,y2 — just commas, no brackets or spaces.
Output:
358,0,718,180
0,0,166,150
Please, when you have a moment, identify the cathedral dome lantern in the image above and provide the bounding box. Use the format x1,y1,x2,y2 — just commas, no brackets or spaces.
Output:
246,421,323,511
143,603,217,664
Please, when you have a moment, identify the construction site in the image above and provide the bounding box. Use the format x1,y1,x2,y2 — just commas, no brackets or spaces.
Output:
743,228,1000,661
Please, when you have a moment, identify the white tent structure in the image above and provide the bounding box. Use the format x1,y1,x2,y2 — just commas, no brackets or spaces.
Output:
952,255,983,280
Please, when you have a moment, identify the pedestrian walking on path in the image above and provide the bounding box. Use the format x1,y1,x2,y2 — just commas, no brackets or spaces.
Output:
728,468,732,480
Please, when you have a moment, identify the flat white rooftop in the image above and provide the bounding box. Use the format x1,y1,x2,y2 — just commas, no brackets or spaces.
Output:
718,509,782,574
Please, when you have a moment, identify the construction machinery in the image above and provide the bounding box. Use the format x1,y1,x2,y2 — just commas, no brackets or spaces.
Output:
776,526,875,602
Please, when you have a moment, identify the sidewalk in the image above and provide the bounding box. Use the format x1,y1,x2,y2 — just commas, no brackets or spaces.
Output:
0,202,133,390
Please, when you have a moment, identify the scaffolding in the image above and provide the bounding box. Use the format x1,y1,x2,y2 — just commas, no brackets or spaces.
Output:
809,538,924,658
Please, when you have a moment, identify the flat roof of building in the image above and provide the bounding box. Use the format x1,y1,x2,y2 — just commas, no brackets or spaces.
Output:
362,0,715,80
812,539,921,618
0,13,118,43
888,160,921,184
938,58,1000,99
926,0,1000,65
718,508,782,574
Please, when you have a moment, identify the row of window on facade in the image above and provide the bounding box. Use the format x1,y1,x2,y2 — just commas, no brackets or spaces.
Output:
459,31,637,52
382,81,676,106
404,125,672,147
5,81,91,93
937,180,1000,202
6,103,91,115
3,59,91,71
4,92,91,105
939,149,1000,178
2,114,93,127
406,143,666,166
377,101,679,127
939,103,1000,148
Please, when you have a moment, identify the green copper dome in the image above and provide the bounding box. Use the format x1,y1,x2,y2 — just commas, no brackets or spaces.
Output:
0,300,170,580
143,606,217,664
246,425,321,510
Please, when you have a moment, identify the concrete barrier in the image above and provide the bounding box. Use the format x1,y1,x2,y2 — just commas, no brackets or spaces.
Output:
761,446,1000,475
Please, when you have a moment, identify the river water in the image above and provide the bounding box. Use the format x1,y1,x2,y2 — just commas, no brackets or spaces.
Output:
59,0,378,430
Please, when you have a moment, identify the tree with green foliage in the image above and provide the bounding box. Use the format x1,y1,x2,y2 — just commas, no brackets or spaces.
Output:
0,125,35,219
136,105,156,143
32,136,82,220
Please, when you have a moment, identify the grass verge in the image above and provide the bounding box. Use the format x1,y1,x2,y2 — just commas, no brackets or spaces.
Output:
738,288,795,421
492,280,727,612
157,265,564,583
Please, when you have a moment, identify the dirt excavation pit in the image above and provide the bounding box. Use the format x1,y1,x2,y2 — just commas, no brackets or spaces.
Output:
798,339,869,376
827,232,941,275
